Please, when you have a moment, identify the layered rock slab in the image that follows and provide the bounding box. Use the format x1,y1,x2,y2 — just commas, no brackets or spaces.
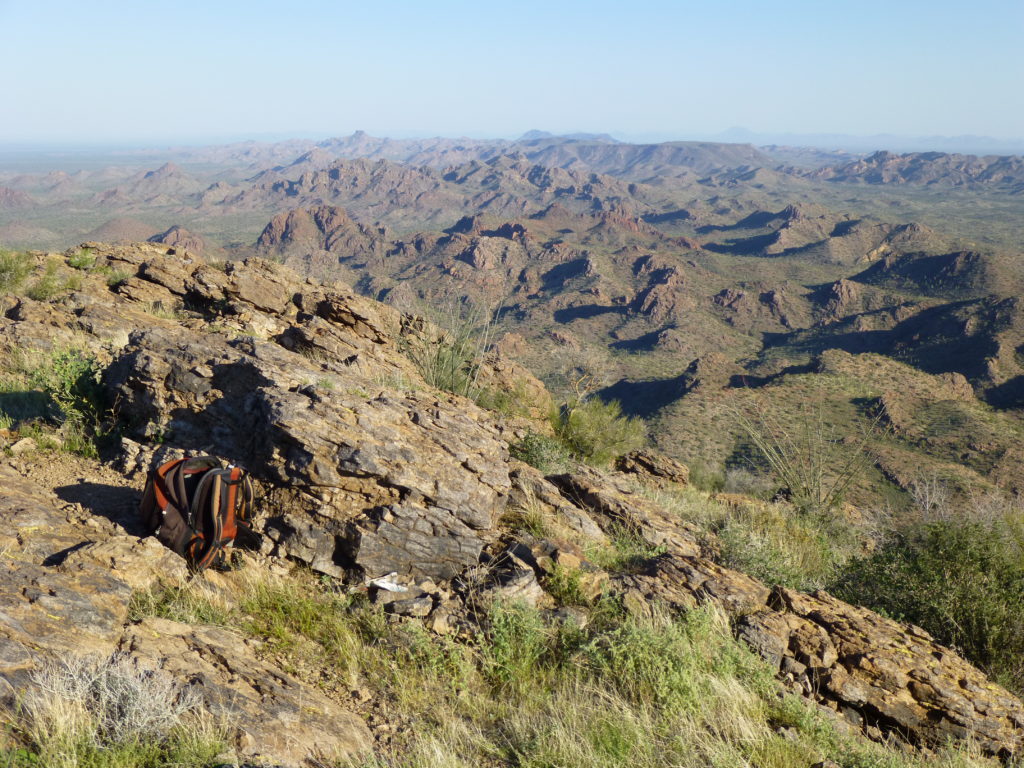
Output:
104,324,511,581
739,588,1024,757
121,618,372,766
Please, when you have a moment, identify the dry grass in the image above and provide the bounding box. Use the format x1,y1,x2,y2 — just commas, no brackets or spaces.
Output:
3,653,224,768
628,480,864,591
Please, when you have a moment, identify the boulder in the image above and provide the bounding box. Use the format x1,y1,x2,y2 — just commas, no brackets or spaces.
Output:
614,448,690,487
549,469,703,558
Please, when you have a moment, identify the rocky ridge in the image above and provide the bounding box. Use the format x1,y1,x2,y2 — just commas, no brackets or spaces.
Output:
0,243,1022,763
810,150,1024,192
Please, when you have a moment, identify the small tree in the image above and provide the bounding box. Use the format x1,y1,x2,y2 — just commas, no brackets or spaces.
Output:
556,397,646,467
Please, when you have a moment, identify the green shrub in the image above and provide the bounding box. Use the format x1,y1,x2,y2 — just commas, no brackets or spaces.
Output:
0,347,107,457
0,249,33,293
31,348,103,418
578,607,775,712
834,510,1024,694
542,564,591,606
66,247,96,270
555,398,646,467
25,259,81,301
100,267,132,287
687,460,726,492
510,430,572,474
417,335,480,397
481,601,550,692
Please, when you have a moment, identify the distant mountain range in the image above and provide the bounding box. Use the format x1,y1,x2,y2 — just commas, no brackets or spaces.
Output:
3,130,1024,502
711,127,1024,156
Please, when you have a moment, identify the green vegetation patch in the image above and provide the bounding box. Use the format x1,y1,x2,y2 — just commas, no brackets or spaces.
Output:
0,346,109,458
632,481,861,591
834,499,1024,697
555,397,646,468
509,430,572,474
127,570,998,768
0,249,33,293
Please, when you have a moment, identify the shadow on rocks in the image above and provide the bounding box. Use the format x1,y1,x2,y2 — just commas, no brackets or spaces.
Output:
54,482,146,536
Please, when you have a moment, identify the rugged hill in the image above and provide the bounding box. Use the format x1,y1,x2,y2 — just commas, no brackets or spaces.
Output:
245,189,1024,425
810,150,1024,192
3,136,1024,521
310,132,771,180
209,153,676,235
0,243,1022,765
148,224,208,255
0,187,35,209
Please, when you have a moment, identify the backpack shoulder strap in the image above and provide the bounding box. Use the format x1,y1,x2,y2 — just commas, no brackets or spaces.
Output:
187,469,225,571
187,465,254,571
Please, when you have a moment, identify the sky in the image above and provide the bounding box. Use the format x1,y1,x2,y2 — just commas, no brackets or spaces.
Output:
1,0,1022,147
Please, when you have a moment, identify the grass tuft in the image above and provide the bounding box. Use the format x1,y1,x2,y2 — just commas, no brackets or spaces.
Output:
0,250,33,293
2,654,224,768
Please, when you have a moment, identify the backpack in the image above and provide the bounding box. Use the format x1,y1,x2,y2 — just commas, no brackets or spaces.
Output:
139,455,255,572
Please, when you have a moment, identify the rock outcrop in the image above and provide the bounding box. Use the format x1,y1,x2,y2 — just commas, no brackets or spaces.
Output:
121,617,371,765
148,224,207,255
550,470,1024,758
93,252,513,582
741,588,1024,757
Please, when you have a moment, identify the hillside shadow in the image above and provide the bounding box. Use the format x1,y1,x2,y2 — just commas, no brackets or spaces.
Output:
643,209,692,225
703,233,778,255
829,219,862,237
610,328,666,352
729,362,817,389
762,328,893,357
542,259,591,290
985,376,1024,409
598,372,690,417
54,482,145,536
696,210,780,234
553,304,626,323
0,390,49,423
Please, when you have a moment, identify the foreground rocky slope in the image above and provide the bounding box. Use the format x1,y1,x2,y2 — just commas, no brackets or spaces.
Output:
0,243,1022,764
0,459,372,765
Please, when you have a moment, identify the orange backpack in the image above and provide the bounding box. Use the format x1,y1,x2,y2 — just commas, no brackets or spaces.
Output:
139,456,255,571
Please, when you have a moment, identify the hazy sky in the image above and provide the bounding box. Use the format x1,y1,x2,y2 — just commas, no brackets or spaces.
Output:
2,0,1022,145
